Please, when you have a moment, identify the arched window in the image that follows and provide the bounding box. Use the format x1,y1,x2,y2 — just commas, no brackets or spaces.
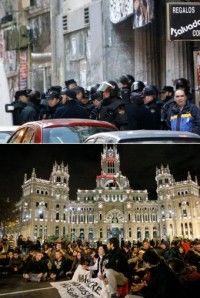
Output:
100,228,103,239
153,227,157,238
189,222,193,236
145,227,149,239
55,226,59,237
181,223,184,236
137,228,141,240
57,177,61,182
56,213,59,220
129,228,132,238
63,227,66,236
63,214,66,221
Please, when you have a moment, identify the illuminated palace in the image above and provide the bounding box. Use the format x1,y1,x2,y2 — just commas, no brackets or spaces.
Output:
17,146,200,241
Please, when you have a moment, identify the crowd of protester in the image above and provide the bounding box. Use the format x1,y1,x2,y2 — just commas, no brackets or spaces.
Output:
0,234,200,298
9,76,200,135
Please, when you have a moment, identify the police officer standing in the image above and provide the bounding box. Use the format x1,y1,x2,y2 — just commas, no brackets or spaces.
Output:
12,90,31,125
98,81,128,130
39,87,62,120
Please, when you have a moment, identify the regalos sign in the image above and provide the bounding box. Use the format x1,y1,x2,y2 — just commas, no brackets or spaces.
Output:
167,2,200,41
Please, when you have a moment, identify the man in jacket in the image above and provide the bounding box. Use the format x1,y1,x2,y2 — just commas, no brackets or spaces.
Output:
166,89,200,135
104,237,130,298
12,90,30,125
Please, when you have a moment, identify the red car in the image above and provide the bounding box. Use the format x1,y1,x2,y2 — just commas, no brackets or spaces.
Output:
7,119,117,144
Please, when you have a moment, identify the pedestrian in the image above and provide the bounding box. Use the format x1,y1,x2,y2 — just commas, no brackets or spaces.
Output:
166,89,200,135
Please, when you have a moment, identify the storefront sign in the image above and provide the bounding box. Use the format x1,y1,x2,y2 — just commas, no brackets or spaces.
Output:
167,2,200,41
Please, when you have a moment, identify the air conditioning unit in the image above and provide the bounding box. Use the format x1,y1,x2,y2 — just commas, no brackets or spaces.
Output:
63,6,90,34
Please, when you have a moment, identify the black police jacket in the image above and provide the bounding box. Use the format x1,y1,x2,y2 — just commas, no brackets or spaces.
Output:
126,98,161,130
54,100,89,119
12,101,27,125
20,102,40,123
99,97,128,129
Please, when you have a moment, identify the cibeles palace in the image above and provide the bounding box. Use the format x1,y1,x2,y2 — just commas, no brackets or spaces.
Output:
17,146,200,242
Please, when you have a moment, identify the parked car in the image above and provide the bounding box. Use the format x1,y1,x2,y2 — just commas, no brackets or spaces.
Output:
84,130,200,144
0,126,19,144
7,119,117,144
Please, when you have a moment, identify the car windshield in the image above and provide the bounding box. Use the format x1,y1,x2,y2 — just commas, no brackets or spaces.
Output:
43,126,115,144
0,132,12,144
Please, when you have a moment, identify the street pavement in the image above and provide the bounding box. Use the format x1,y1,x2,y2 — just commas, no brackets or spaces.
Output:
0,275,61,298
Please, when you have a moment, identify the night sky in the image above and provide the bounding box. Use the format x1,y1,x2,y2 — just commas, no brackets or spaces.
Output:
0,145,200,204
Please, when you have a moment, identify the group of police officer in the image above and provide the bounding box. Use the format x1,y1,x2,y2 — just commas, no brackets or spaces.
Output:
10,76,200,134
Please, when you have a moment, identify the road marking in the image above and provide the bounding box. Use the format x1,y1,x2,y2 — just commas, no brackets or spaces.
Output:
0,286,54,296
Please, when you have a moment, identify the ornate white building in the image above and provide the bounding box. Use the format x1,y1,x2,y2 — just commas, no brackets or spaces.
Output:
17,146,200,241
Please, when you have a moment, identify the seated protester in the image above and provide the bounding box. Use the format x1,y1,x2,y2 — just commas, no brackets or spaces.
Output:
9,250,23,274
168,258,200,298
66,251,84,279
184,239,200,272
133,250,188,298
23,251,48,282
157,241,170,260
83,244,107,279
50,251,71,281
143,239,154,252
0,252,11,276
164,240,184,262
103,237,130,298
128,249,145,275
166,89,200,135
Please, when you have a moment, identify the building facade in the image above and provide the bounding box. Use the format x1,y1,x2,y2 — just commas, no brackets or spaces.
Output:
17,146,200,242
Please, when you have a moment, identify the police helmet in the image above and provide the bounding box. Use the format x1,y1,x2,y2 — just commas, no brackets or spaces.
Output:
131,81,145,93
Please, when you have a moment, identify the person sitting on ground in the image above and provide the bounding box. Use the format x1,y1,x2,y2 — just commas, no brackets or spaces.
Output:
23,251,48,282
103,237,130,298
50,251,71,281
9,250,24,274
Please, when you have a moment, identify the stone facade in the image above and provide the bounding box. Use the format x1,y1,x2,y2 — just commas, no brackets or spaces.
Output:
17,146,200,242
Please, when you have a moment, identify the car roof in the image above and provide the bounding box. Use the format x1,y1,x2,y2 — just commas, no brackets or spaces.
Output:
85,130,200,142
19,119,117,129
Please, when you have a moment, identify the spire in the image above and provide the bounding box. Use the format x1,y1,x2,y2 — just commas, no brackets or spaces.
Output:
187,171,191,181
24,173,27,183
31,168,36,179
195,176,198,184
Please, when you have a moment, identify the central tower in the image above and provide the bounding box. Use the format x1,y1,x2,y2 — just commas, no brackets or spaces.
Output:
96,145,130,189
